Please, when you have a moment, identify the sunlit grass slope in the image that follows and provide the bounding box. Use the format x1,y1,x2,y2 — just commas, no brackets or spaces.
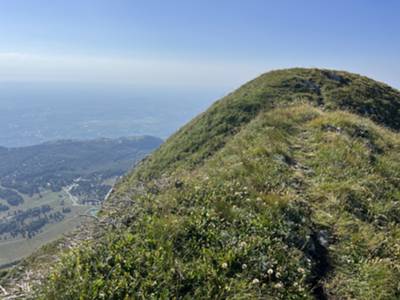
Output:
36,69,400,299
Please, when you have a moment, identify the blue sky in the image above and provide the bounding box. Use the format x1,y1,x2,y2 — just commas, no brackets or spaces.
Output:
0,0,399,89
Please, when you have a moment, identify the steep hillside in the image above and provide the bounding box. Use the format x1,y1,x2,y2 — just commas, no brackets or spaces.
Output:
121,68,400,183
4,68,400,299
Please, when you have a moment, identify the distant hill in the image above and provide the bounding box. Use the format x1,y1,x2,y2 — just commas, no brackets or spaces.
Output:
0,135,162,268
4,69,400,299
0,136,162,198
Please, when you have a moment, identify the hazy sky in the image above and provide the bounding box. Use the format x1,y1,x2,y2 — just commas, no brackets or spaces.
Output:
0,0,399,90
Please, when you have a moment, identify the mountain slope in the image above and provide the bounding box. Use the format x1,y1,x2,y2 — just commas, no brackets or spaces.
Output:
121,68,400,183
5,68,400,299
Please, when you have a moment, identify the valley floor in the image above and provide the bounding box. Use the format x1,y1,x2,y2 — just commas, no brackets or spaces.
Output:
0,190,98,267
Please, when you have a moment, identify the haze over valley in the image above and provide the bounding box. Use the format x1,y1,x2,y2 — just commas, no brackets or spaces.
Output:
0,83,217,147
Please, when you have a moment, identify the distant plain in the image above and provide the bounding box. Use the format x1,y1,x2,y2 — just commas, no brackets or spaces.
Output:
0,82,217,147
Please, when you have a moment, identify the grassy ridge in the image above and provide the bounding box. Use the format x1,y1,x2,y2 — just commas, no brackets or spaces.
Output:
19,69,400,299
119,68,399,185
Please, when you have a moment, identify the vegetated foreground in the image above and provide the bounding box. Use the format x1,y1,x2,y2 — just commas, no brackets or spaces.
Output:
4,68,400,299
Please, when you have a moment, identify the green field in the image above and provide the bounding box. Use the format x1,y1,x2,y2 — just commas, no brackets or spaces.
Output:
0,190,96,267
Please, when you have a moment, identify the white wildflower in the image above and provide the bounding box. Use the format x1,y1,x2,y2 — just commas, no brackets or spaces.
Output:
267,268,274,275
239,241,247,248
274,282,283,289
221,262,228,269
252,278,260,284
